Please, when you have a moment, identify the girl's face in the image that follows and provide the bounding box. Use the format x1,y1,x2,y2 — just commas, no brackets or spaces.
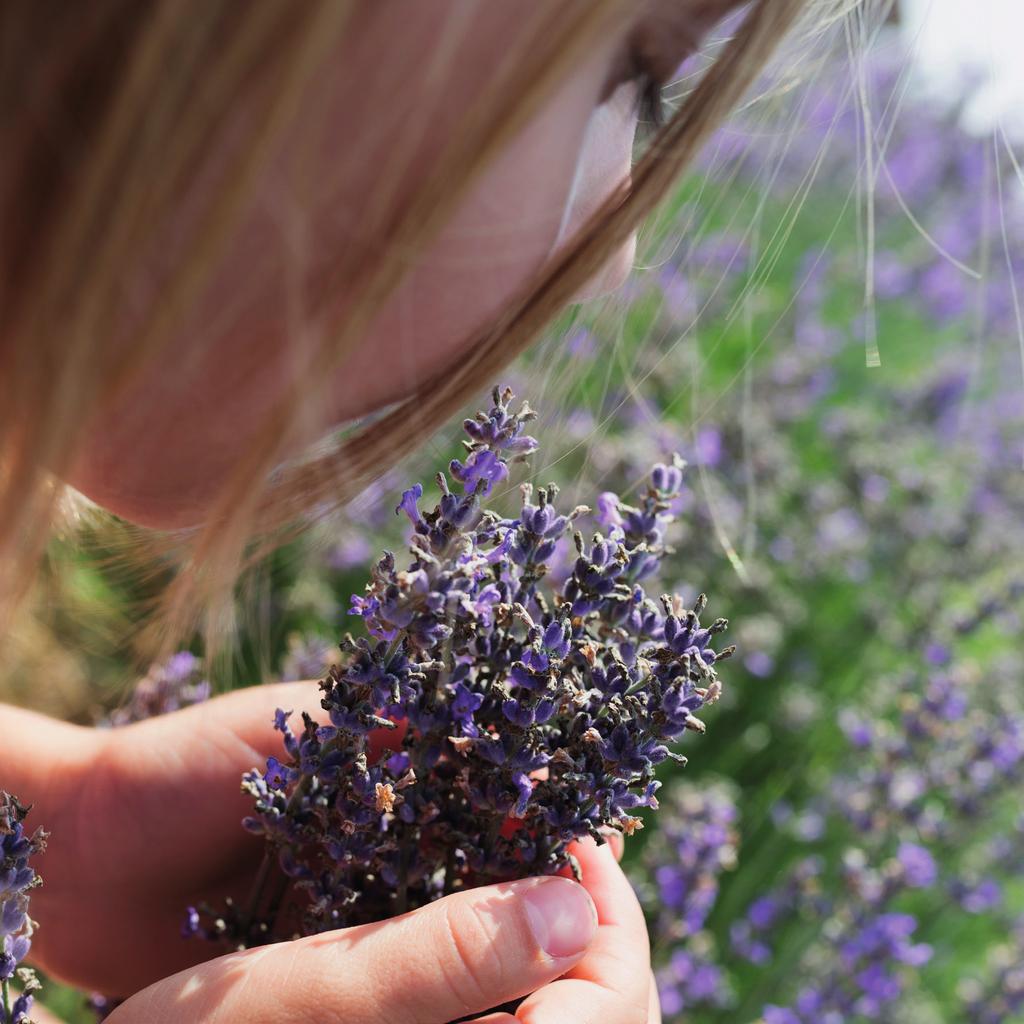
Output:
68,1,737,528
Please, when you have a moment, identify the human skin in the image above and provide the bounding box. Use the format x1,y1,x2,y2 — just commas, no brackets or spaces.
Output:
66,0,741,529
4,686,657,1023
5,1,747,1019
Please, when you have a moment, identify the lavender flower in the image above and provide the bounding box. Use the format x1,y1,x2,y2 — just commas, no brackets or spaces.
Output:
280,633,336,682
730,856,826,967
105,652,210,727
959,918,1024,1023
639,781,739,1016
188,387,733,945
644,781,739,941
754,851,932,1022
657,944,731,1019
0,793,44,1024
827,644,1024,845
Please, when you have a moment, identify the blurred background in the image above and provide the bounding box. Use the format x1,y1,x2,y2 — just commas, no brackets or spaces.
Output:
8,2,1024,1021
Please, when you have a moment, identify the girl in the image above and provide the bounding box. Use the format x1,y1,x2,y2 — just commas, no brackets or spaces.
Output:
1,2,812,1020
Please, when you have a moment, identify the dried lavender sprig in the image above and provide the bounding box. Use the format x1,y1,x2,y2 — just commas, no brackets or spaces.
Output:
189,387,734,946
0,792,45,1024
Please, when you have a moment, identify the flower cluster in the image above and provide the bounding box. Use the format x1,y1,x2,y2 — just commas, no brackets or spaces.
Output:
657,944,731,1020
104,652,209,727
755,849,934,1022
639,585,1023,1022
0,793,44,1024
831,655,1024,845
645,781,738,939
729,855,827,967
639,781,738,1017
959,917,1024,1023
643,790,944,1022
761,911,931,1023
188,387,733,944
280,633,336,682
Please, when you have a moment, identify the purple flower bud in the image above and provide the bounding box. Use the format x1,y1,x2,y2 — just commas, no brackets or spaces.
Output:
596,492,623,529
395,484,424,525
0,793,44,1003
897,842,937,888
449,449,509,497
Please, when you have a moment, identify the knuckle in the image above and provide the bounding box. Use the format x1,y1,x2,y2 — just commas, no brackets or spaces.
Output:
598,991,650,1024
276,949,340,1024
439,897,505,1010
248,942,371,1024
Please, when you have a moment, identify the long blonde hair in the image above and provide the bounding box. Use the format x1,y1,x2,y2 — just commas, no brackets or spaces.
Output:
0,0,815,668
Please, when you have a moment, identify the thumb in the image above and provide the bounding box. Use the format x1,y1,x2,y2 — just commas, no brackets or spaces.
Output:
109,876,597,1024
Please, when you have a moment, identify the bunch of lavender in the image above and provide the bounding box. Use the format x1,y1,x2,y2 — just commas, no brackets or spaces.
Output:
0,792,44,1024
188,387,733,945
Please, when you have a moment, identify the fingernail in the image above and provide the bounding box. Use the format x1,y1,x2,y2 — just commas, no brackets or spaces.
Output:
519,877,597,959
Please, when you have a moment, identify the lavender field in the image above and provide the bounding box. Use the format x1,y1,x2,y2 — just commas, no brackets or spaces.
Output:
13,25,1024,1024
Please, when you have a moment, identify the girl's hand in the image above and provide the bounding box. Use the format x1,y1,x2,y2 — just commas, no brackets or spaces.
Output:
107,837,657,1024
513,836,661,1024
27,683,344,994
18,683,657,1019
109,880,597,1022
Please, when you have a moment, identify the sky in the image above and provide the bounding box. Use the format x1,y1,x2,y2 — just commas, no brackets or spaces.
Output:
901,0,1024,128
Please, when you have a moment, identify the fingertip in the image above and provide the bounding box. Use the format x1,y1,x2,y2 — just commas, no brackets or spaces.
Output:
325,876,598,1022
518,876,598,960
648,968,662,1023
195,680,324,739
566,835,646,934
567,834,618,871
604,831,625,862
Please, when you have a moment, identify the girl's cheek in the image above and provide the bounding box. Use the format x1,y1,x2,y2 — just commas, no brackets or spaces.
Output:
324,40,632,422
66,9,637,525
572,230,638,301
559,82,642,301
